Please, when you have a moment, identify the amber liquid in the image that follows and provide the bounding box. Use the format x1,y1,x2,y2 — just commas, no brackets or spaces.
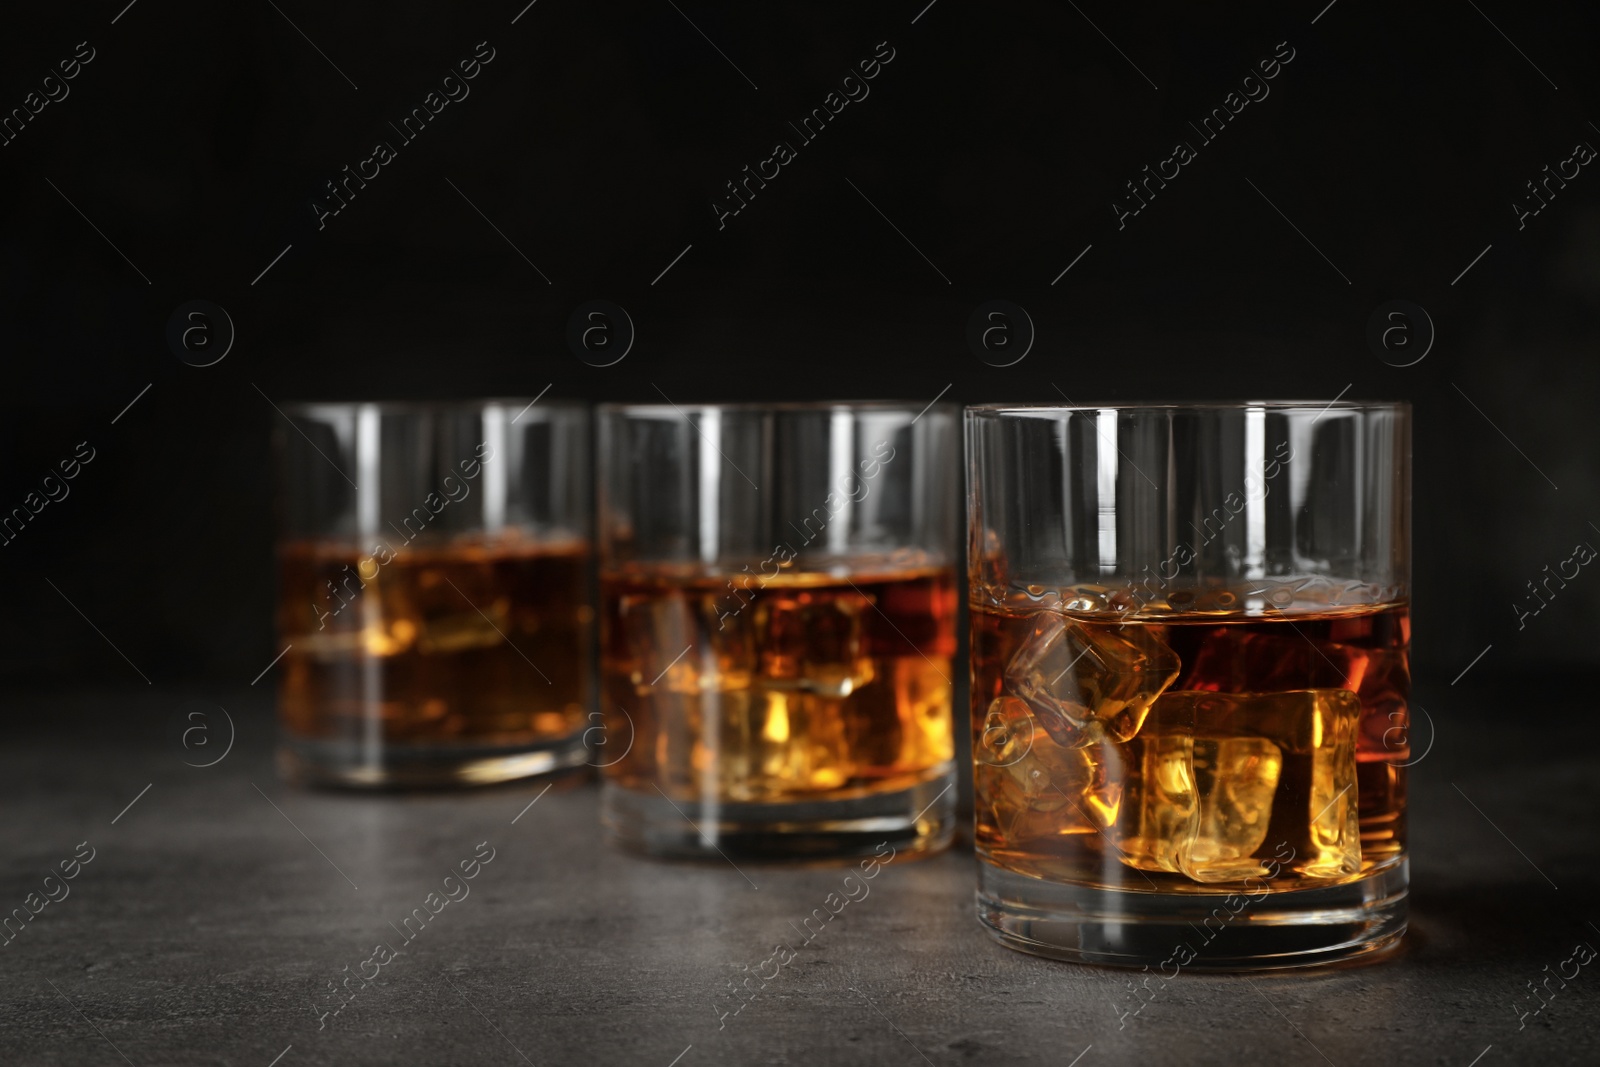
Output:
278,537,591,749
601,563,957,803
971,595,1408,894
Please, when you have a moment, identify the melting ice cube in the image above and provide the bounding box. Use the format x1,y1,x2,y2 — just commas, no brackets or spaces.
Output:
1116,689,1360,884
977,696,1125,843
618,592,753,695
1003,614,1179,748
756,593,874,697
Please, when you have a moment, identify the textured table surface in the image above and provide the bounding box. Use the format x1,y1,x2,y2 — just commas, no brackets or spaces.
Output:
1,679,1596,1067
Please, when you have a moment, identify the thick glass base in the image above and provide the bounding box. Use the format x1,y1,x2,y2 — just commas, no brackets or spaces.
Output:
278,730,590,789
977,858,1408,970
602,769,956,861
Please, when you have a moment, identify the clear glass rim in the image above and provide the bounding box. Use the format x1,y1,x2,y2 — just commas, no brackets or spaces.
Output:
599,399,958,417
282,398,588,417
965,399,1410,416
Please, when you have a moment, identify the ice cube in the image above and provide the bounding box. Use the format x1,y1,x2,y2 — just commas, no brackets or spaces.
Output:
1292,690,1363,880
413,608,505,654
1181,630,1409,760
1185,731,1283,882
614,583,878,800
755,591,874,697
844,657,951,776
1122,689,1360,884
976,744,1064,847
722,687,850,799
616,591,753,695
1119,692,1284,883
1033,728,1126,830
1118,728,1199,875
977,694,1035,768
977,696,1124,842
1003,614,1179,748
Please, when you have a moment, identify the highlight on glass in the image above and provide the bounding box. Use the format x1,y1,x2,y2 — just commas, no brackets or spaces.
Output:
966,400,1410,967
597,401,960,859
273,400,592,788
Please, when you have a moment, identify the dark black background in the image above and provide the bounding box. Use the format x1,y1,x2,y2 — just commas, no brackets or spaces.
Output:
1,1,1594,688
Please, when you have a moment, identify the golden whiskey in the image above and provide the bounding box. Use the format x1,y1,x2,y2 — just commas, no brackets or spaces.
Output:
278,536,591,751
971,596,1408,893
601,562,957,803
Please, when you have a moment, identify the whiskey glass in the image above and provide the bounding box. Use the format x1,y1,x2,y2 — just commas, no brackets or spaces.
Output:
967,401,1410,967
598,401,959,859
274,400,592,787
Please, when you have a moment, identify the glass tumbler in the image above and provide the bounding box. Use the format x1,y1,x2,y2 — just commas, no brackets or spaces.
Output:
598,401,960,859
967,401,1410,968
274,400,592,787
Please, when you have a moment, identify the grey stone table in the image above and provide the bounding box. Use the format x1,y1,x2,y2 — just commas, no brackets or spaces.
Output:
2,679,1596,1067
